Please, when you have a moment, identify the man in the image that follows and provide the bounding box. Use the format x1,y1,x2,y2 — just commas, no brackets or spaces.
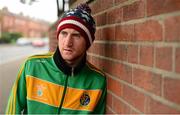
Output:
6,3,107,114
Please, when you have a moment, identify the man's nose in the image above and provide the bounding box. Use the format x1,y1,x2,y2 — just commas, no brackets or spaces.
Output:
65,35,73,47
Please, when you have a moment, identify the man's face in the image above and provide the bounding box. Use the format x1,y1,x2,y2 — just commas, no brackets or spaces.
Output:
58,28,87,64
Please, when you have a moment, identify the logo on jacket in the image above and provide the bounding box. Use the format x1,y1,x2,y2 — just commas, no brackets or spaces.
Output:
37,88,43,96
36,84,46,97
80,93,90,106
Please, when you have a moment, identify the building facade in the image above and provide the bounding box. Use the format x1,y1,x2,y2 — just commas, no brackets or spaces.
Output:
0,7,50,38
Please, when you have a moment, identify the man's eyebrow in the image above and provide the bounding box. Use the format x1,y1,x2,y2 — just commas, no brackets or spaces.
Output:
72,31,80,34
72,32,81,35
60,30,66,33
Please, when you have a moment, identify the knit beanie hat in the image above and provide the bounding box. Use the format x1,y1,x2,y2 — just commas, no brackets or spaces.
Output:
56,3,96,48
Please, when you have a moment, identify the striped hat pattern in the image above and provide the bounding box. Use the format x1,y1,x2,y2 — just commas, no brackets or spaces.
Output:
57,3,96,48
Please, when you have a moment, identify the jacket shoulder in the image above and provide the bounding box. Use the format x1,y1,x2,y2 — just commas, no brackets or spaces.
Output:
86,61,105,77
27,52,54,61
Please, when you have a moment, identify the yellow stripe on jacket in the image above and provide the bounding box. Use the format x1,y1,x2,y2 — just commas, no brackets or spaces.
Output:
62,87,102,111
26,76,64,107
26,76,102,111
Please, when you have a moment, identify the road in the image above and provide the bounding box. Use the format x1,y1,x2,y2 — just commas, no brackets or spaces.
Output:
0,44,50,113
0,44,49,64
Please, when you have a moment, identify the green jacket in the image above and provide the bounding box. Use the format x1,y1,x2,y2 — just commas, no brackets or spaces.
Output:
6,48,107,114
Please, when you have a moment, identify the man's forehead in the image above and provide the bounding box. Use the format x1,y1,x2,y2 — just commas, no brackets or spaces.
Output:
61,28,80,34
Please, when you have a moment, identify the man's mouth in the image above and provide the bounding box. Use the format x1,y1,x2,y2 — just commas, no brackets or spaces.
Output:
63,48,73,53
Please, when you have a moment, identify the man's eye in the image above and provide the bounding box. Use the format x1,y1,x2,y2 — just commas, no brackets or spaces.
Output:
60,31,67,36
72,34,81,39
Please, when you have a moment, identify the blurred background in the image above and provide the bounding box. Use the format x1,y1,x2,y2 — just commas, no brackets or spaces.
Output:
0,0,71,113
1,0,180,114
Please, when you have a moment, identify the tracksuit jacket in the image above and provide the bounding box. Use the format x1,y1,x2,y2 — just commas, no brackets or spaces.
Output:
6,48,107,114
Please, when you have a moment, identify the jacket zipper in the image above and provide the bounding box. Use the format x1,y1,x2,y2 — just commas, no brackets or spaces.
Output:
58,75,69,114
71,67,74,77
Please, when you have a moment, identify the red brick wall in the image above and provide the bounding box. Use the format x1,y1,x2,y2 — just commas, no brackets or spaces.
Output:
87,0,180,114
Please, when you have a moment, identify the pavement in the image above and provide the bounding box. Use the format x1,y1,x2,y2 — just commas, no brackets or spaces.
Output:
0,57,25,113
0,44,50,113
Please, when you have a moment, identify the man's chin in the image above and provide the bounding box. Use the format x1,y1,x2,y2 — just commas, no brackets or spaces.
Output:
63,57,76,65
62,56,73,60
62,54,74,60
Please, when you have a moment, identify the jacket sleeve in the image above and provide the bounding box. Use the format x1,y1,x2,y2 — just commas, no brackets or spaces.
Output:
93,77,107,114
5,62,27,114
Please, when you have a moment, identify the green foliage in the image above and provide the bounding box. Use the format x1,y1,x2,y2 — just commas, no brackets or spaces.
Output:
42,32,48,38
0,32,22,43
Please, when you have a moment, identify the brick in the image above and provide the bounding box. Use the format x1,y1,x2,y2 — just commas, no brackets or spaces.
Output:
95,28,102,40
127,45,138,64
115,0,127,4
88,44,95,53
94,13,107,27
89,43,105,56
99,44,106,56
122,104,132,114
115,24,135,41
135,20,163,41
101,26,115,41
113,97,123,114
92,43,117,60
88,44,94,54
107,93,113,108
98,58,105,69
122,85,145,112
123,0,145,21
116,44,127,61
176,48,180,73
107,7,123,24
147,0,180,16
140,46,154,67
133,68,162,96
98,43,106,56
165,16,180,42
145,97,180,114
118,64,132,83
131,109,140,114
96,57,113,73
87,55,104,70
155,47,172,71
87,55,95,66
112,96,132,114
106,107,114,114
111,44,119,60
91,0,113,13
90,0,101,14
87,55,92,63
107,77,122,97
104,44,113,58
164,77,180,104
103,60,132,83
92,44,128,62
100,0,114,11
88,43,97,54
101,59,112,71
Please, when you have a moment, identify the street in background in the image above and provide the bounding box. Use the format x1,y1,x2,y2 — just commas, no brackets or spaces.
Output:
0,44,49,113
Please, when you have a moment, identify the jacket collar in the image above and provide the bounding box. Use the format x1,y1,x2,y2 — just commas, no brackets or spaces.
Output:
53,47,86,76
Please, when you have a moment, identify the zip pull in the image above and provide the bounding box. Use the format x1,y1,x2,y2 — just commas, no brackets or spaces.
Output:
58,75,69,114
71,67,74,77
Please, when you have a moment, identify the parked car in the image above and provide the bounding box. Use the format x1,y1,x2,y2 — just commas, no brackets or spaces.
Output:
16,38,31,46
32,39,45,47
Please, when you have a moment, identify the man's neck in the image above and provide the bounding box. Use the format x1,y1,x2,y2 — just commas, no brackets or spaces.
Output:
65,54,85,68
